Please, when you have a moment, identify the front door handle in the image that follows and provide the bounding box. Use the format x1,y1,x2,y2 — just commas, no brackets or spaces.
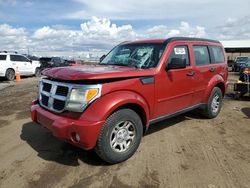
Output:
186,71,195,76
209,67,216,72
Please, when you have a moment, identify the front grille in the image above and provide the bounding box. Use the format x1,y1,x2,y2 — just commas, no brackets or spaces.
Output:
41,94,49,106
43,82,52,92
53,99,65,111
39,80,70,112
56,86,69,96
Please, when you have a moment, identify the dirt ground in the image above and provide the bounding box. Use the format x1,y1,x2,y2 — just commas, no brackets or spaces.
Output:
0,73,249,188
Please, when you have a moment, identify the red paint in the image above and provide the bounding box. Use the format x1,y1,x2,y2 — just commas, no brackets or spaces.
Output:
31,38,228,150
42,65,154,80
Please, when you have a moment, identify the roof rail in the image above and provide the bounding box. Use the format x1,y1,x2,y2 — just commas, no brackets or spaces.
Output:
0,51,18,54
164,37,220,44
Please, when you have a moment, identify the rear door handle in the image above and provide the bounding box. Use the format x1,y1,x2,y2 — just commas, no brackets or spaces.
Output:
186,71,195,76
209,67,216,72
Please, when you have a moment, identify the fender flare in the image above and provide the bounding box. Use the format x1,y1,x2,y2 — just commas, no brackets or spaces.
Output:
80,90,150,127
203,74,226,103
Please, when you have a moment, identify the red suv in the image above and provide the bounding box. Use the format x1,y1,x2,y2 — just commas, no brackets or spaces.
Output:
31,37,228,164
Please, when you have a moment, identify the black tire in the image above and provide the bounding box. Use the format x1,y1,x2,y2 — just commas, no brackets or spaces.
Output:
95,109,143,164
35,68,41,77
203,87,223,119
5,69,15,81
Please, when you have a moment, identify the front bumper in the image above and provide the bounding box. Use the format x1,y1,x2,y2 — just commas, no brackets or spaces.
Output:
0,71,5,77
31,103,104,150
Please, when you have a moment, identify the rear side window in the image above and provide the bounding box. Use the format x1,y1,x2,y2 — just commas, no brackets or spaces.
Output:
0,55,6,60
167,45,190,66
209,46,224,64
193,46,210,66
10,55,29,62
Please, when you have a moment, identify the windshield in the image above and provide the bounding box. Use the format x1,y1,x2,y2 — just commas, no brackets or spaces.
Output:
236,57,248,62
100,43,165,69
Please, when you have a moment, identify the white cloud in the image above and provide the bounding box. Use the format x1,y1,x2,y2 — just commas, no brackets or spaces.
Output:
67,0,250,26
179,22,206,38
145,22,206,38
216,16,250,40
80,16,136,41
7,16,250,57
0,24,26,36
146,25,169,38
33,26,75,40
28,17,137,53
0,17,207,55
0,24,28,51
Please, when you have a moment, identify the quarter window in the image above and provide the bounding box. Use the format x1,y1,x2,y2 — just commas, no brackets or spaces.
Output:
209,46,225,63
167,46,190,66
193,46,210,66
0,55,6,60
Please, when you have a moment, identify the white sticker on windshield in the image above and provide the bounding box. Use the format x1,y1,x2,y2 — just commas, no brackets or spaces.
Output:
174,47,186,55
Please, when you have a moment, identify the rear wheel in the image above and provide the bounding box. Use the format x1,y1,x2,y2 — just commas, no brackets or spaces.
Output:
203,87,223,118
95,109,143,164
5,69,15,81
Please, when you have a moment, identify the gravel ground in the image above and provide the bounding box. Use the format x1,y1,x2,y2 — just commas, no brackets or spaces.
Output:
0,73,249,188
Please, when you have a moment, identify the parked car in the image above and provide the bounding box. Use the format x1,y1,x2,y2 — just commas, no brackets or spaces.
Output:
232,56,249,72
0,51,39,80
36,57,69,77
239,59,250,74
23,54,41,75
31,37,228,164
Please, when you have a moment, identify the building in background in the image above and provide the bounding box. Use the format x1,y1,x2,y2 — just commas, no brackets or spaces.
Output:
221,40,250,61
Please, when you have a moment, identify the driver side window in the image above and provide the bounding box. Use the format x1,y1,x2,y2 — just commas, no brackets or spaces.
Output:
167,46,190,67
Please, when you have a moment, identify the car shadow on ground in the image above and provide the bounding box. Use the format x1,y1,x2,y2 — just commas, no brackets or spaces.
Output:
20,122,107,167
21,111,207,167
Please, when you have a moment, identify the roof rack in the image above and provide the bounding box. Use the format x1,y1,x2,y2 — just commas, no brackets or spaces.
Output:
0,51,18,54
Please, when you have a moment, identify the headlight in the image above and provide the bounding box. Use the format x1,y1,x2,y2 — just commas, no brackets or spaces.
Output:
65,86,101,112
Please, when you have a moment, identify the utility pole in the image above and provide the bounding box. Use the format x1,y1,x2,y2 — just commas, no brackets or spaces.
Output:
72,36,75,60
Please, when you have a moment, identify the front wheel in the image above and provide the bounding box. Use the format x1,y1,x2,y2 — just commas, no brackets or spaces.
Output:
95,109,143,164
203,87,223,119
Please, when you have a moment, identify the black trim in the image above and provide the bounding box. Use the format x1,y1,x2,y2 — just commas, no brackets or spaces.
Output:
164,37,220,45
225,48,250,53
140,76,154,85
149,103,205,125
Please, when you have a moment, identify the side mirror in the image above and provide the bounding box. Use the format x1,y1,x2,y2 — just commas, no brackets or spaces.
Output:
100,54,106,62
166,58,186,70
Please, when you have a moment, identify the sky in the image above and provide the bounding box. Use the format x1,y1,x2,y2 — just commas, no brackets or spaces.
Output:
0,0,250,56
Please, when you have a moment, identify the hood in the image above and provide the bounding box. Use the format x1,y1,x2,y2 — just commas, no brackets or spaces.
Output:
42,65,155,80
